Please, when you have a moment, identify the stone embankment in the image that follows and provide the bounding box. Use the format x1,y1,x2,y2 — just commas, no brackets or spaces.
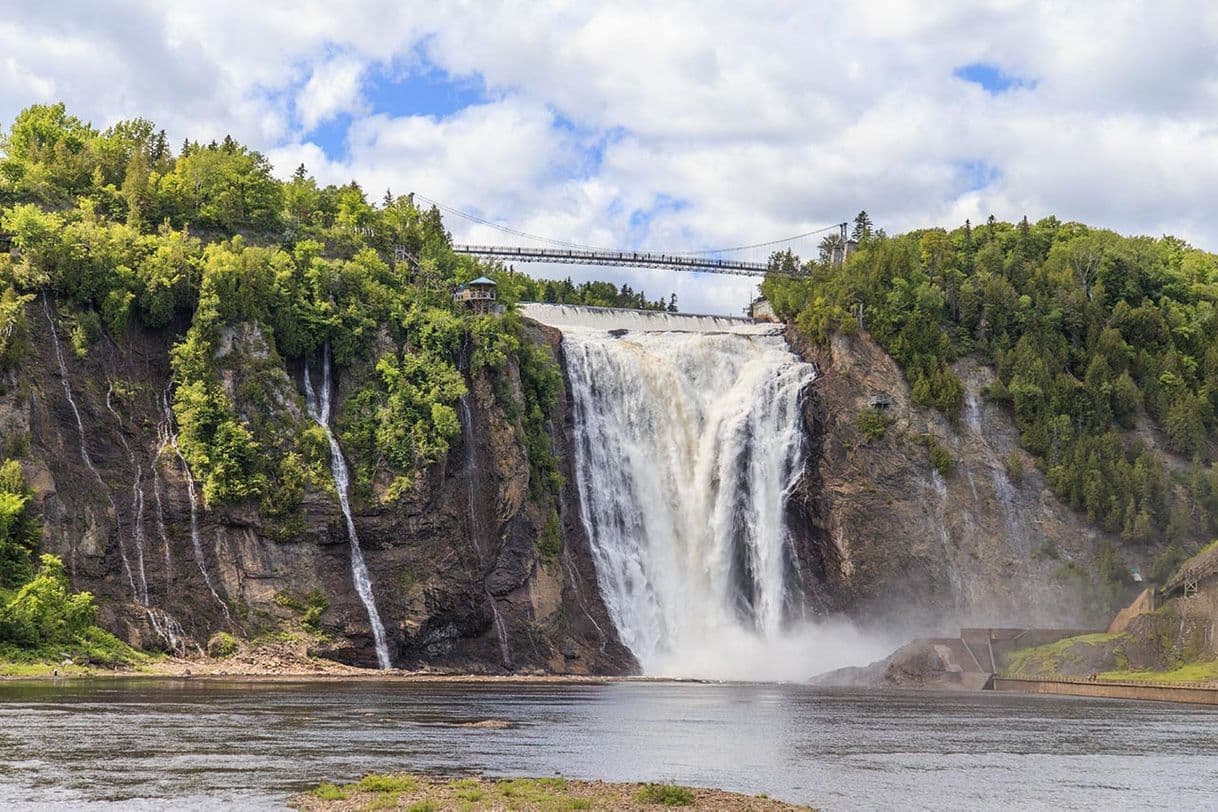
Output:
992,676,1218,705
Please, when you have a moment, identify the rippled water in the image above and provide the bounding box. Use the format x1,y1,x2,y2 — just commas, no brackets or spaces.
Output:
1,679,1216,810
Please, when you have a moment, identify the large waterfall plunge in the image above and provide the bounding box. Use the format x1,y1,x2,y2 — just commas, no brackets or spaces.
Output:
525,304,867,681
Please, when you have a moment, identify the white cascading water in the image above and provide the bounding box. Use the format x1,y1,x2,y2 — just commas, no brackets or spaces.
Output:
41,294,136,594
526,303,879,681
158,387,229,620
106,382,149,605
304,345,392,670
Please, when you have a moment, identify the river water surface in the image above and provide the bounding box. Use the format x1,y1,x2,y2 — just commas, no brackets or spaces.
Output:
0,679,1215,810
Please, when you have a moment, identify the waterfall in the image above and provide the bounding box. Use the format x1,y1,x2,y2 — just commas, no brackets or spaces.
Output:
530,303,831,680
457,394,512,668
106,382,149,605
304,346,392,670
158,388,229,620
151,459,173,579
107,380,199,655
41,294,136,595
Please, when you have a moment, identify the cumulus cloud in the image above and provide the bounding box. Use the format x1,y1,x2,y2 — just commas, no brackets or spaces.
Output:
295,55,367,131
1,1,1217,312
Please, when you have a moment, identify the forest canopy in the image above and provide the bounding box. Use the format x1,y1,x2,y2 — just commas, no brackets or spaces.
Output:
764,213,1218,570
0,103,676,519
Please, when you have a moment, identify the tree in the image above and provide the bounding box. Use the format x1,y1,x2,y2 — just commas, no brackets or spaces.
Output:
818,234,844,264
0,460,40,589
851,210,873,241
0,554,96,648
767,249,800,275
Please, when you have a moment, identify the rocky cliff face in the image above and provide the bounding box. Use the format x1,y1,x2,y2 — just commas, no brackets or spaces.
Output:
9,297,631,673
11,294,1165,671
787,328,1143,635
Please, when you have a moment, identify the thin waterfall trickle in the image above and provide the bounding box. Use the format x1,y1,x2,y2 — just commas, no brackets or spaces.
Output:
107,379,197,654
528,303,823,680
458,394,512,669
158,387,229,620
41,294,136,595
106,382,149,605
151,458,173,579
151,387,176,579
304,345,392,670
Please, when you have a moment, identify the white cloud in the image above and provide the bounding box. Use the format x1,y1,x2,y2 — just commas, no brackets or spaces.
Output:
1,1,1217,313
296,55,367,130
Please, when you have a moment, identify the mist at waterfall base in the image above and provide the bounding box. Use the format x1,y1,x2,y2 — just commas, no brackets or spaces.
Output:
525,304,893,681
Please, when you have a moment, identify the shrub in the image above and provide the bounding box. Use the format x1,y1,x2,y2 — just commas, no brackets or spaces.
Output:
207,631,238,658
923,436,952,477
856,407,890,441
302,592,329,631
1005,451,1024,483
537,509,561,565
636,783,695,806
310,783,348,801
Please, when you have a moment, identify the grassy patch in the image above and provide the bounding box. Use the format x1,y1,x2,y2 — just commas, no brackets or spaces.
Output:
310,783,348,801
0,627,150,672
637,783,697,806
355,774,419,794
1098,659,1218,684
497,776,570,804
999,632,1123,677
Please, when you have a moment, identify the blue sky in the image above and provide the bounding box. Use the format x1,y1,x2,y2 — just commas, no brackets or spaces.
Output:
953,63,1037,95
304,65,490,160
1,2,1216,314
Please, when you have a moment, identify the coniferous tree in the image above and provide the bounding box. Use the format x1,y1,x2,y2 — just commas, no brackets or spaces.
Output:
851,210,873,241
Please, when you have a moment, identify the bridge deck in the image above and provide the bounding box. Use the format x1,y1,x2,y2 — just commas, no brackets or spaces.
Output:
452,244,793,277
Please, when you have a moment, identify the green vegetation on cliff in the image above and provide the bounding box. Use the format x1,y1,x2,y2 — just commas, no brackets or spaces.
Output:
0,457,144,666
765,213,1218,574
0,103,575,515
0,102,594,649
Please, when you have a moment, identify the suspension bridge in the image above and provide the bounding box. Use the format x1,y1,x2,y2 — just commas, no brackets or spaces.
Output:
412,193,847,278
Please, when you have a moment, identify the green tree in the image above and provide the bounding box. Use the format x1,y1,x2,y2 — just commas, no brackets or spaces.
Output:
0,554,96,648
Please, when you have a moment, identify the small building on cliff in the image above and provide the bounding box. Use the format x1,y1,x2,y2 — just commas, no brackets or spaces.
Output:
453,276,499,315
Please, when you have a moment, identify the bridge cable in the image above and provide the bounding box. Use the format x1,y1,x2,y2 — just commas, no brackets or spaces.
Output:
412,192,842,258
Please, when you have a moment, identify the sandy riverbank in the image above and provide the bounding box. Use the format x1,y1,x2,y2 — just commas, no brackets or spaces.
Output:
291,773,812,811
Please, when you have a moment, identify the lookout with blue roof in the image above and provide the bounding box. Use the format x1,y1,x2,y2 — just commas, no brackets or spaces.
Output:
453,275,498,315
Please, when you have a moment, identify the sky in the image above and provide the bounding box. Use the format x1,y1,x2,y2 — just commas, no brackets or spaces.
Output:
1,1,1216,314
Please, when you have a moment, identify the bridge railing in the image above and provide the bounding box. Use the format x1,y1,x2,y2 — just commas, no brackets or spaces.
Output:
451,244,786,276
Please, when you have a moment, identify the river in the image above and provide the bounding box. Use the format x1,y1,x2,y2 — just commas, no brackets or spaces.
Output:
1,680,1216,810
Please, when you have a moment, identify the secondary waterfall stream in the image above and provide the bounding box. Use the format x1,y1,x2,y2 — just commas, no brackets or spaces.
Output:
523,304,853,681
158,387,229,620
457,395,512,668
304,345,392,670
41,294,135,594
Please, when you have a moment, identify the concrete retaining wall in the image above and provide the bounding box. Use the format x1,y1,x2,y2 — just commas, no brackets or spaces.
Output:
993,677,1218,705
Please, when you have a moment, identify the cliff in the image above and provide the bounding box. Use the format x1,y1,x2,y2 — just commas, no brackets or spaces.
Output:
8,296,631,673
788,327,1145,635
8,295,1174,672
